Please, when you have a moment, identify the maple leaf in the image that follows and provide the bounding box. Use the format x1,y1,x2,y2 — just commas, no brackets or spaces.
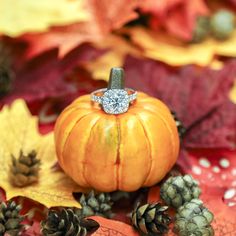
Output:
22,221,41,236
176,149,236,235
84,34,142,81
0,42,104,106
124,56,236,148
0,99,83,208
38,67,107,124
90,216,139,236
147,149,236,235
0,0,89,37
178,149,236,194
201,186,236,236
139,0,209,40
20,0,140,58
126,27,236,66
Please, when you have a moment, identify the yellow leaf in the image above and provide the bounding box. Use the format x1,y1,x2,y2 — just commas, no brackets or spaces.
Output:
0,99,82,208
229,81,236,104
127,27,236,66
84,35,142,81
0,0,89,37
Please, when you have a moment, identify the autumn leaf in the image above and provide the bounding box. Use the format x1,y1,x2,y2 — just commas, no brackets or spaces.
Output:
0,42,104,106
178,149,236,195
22,221,41,236
0,188,5,202
201,186,236,236
147,149,236,236
84,35,142,81
20,0,140,58
139,0,209,40
229,81,236,103
124,56,236,148
178,149,236,235
0,0,89,37
0,99,83,208
127,27,236,66
90,216,139,236
38,68,107,124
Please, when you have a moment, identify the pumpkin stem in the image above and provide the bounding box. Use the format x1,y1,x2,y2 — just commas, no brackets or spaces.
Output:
108,68,124,90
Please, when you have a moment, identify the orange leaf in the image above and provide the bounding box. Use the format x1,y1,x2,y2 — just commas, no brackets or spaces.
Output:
84,35,142,81
127,26,236,66
147,185,161,203
89,216,139,236
139,0,209,40
21,0,140,58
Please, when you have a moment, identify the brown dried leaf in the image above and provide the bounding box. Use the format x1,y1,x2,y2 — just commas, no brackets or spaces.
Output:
90,216,139,236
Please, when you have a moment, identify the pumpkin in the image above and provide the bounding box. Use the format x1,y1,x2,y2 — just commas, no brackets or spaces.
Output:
54,91,180,192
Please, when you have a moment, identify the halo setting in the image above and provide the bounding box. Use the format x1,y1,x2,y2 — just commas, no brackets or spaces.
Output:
102,89,129,114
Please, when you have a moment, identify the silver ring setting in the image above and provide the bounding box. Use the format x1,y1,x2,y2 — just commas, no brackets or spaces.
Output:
91,88,137,114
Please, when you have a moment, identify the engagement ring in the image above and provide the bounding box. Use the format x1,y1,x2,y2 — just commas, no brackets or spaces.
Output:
91,68,137,114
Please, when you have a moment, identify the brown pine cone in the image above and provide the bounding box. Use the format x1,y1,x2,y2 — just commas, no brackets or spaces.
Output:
0,201,24,236
131,203,171,236
10,150,40,187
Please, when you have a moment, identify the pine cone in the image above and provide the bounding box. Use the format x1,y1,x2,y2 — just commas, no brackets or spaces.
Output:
77,191,113,218
10,150,40,187
160,175,201,208
210,10,235,40
0,201,24,236
174,199,214,236
192,16,210,43
41,208,96,236
131,203,171,236
171,111,186,139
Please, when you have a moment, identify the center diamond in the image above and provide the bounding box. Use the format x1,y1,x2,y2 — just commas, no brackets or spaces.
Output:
102,89,129,114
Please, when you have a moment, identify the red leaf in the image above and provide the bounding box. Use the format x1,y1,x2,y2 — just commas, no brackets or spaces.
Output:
179,149,236,196
147,149,236,236
184,101,236,148
148,186,161,203
0,43,104,106
201,186,236,236
0,187,6,202
20,0,140,58
22,221,41,236
177,149,236,235
139,0,209,40
124,56,236,148
89,216,139,236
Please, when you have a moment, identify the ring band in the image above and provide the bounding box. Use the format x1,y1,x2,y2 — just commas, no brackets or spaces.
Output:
91,88,137,104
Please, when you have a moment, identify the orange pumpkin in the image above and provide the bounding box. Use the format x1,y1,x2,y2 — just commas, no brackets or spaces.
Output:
54,92,180,192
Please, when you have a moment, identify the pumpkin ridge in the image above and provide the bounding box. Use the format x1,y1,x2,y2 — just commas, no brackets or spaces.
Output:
140,108,178,167
83,115,103,188
56,109,94,165
115,116,121,190
61,111,95,173
130,112,153,186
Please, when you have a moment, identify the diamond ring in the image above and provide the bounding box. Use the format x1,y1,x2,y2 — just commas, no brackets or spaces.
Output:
91,88,137,114
91,68,137,114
